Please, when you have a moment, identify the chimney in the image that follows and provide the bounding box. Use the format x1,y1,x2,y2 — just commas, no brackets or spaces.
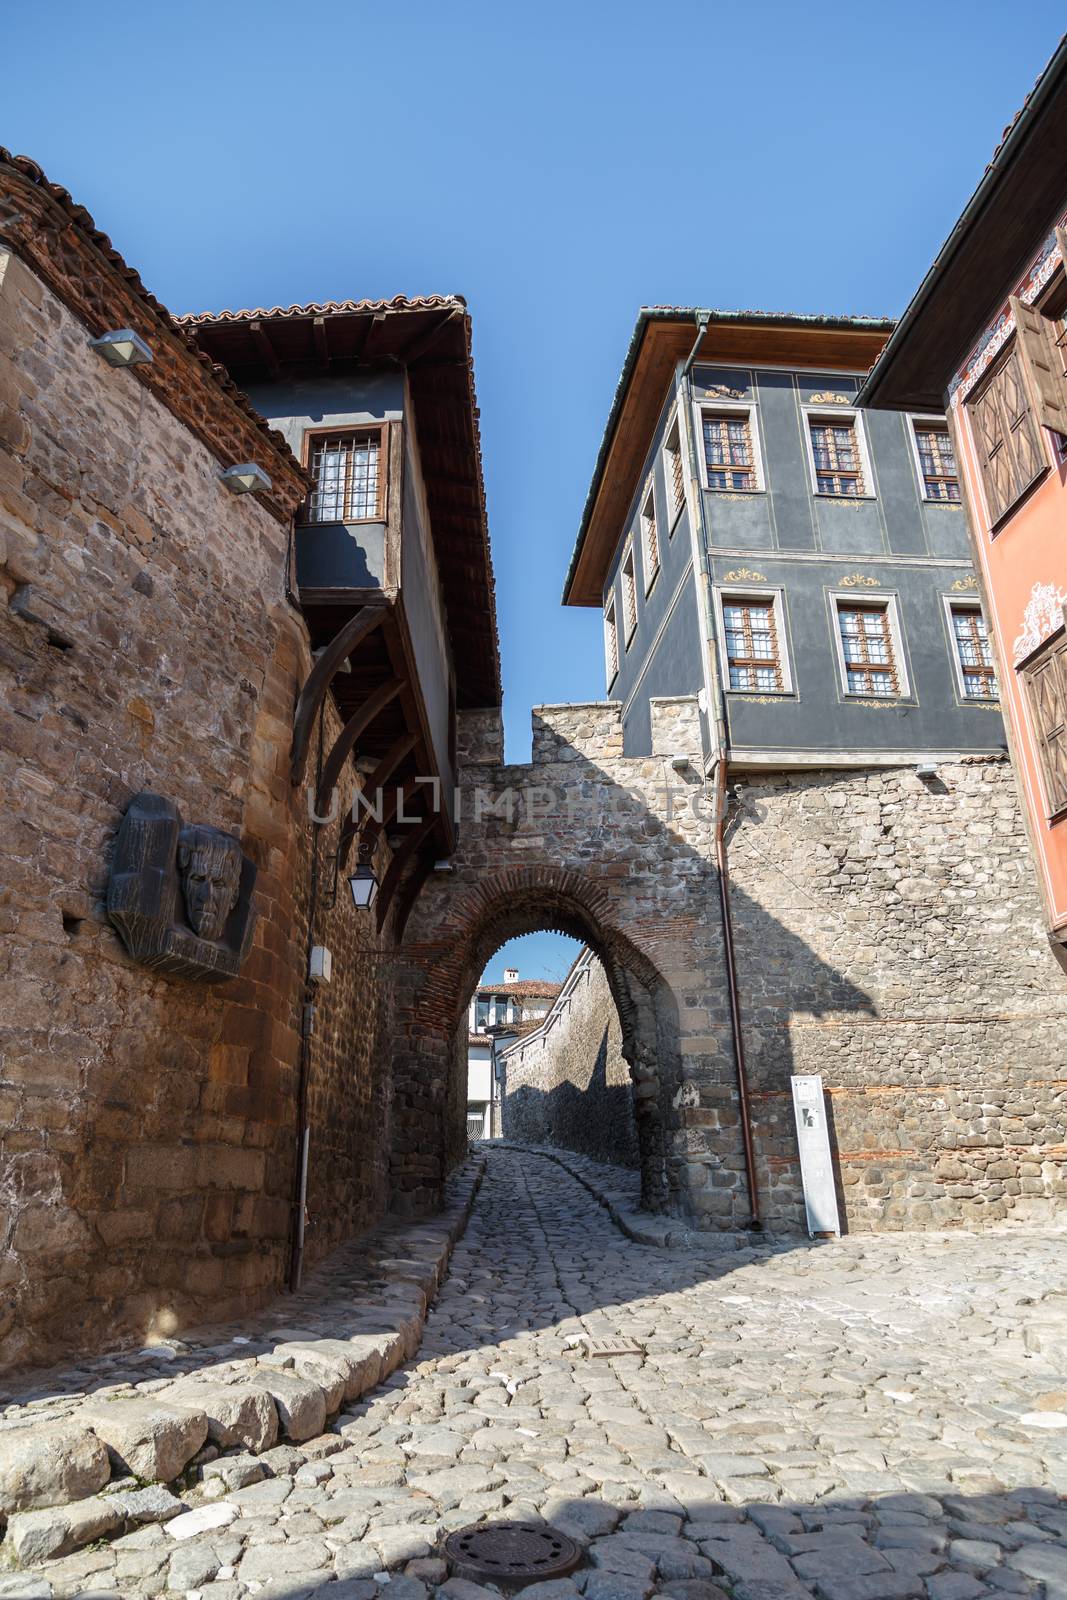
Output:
503,967,519,983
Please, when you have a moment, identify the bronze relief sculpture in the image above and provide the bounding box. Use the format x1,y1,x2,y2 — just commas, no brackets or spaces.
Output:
107,793,256,980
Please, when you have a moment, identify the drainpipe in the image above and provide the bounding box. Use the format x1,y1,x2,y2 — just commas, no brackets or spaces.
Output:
679,313,761,1229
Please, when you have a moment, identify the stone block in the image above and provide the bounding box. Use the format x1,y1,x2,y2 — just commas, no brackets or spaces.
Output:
5,1494,122,1563
0,1421,110,1514
164,1380,278,1453
81,1398,208,1482
252,1367,327,1442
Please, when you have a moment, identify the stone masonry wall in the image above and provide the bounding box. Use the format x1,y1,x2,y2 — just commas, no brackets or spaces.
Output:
726,760,1067,1231
396,698,1067,1235
502,950,639,1168
0,247,392,1371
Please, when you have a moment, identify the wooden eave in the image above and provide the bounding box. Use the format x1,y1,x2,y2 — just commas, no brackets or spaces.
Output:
564,316,892,607
858,38,1067,414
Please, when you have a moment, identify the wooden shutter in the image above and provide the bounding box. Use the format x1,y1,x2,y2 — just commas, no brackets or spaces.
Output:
1011,295,1067,433
967,349,1045,526
1024,631,1067,817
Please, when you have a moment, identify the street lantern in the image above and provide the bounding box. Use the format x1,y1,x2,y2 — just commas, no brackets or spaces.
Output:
348,863,379,909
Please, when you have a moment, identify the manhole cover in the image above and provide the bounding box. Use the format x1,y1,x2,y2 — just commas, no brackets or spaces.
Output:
443,1521,582,1585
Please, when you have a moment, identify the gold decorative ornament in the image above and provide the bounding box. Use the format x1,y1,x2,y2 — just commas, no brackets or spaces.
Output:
810,391,851,405
840,574,878,588
704,385,745,401
724,568,766,582
951,575,979,591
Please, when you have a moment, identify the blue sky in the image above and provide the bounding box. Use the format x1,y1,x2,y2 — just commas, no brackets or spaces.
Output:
7,0,1062,977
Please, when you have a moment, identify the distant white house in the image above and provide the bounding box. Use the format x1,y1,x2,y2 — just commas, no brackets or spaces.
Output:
466,967,561,1138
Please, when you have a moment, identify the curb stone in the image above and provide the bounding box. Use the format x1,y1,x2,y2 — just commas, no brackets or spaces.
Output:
0,1154,486,1569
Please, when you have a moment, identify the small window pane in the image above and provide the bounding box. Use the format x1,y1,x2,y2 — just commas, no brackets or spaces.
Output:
307,432,382,521
951,605,997,700
837,604,899,696
810,418,865,495
704,412,756,491
722,596,783,692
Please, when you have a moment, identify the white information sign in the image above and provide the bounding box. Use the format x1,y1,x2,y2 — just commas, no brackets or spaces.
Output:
790,1074,841,1237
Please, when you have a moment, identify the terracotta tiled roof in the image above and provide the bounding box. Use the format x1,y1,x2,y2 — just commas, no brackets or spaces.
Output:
475,979,563,999
177,294,463,325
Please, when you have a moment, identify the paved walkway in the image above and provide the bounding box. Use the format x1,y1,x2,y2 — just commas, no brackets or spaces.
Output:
19,1146,1067,1600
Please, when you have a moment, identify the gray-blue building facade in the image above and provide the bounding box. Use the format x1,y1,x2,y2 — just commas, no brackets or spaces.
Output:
565,310,1006,767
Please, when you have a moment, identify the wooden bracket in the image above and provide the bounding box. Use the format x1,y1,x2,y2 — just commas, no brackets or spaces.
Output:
315,675,404,815
337,731,418,868
290,606,387,787
375,814,438,933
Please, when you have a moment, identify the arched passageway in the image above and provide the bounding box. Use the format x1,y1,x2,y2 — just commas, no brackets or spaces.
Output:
405,869,685,1213
384,699,755,1229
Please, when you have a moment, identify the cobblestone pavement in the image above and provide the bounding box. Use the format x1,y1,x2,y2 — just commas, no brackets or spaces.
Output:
16,1146,1067,1600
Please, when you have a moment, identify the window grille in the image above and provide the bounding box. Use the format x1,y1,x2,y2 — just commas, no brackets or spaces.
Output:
306,430,382,522
604,601,619,681
664,416,685,517
703,412,756,490
914,424,960,501
722,599,783,691
810,418,865,496
837,603,899,696
641,487,659,587
951,606,997,700
622,551,638,640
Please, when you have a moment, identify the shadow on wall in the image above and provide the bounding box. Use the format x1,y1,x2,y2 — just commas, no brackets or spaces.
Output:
397,708,884,1235
503,1021,641,1170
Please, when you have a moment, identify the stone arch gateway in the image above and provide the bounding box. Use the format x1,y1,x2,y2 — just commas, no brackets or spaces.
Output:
386,698,754,1227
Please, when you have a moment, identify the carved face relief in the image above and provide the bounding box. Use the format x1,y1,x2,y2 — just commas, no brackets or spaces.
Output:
177,827,242,941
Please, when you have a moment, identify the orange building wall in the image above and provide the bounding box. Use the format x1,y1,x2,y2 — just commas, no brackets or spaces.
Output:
954,413,1067,945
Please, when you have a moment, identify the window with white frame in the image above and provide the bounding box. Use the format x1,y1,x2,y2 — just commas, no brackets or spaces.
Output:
640,483,660,591
807,413,869,497
833,596,906,698
621,548,638,643
663,412,686,525
701,408,760,491
947,602,998,700
911,420,961,502
718,590,790,692
604,598,619,684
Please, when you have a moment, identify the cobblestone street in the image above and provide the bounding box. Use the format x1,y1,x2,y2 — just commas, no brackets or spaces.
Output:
12,1147,1067,1600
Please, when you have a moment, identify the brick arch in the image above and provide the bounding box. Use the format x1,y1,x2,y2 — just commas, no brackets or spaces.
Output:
393,864,690,1218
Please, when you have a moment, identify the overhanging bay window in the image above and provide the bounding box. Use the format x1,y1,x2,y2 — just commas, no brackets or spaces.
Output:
305,426,387,523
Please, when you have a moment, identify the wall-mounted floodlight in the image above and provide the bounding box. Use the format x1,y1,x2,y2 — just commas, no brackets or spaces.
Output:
89,328,153,367
348,863,379,909
433,859,454,873
220,463,272,496
670,753,690,773
916,762,938,779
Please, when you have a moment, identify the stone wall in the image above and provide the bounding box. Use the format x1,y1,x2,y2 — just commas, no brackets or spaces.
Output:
726,760,1067,1231
0,246,393,1370
501,949,639,1168
393,697,1067,1236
